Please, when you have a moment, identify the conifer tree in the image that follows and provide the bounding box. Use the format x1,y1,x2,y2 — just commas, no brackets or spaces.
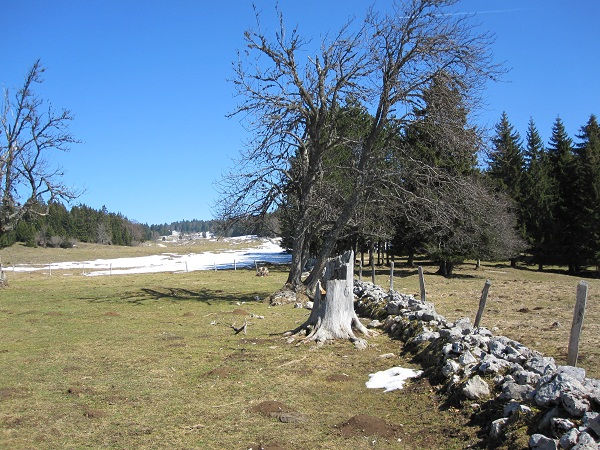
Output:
521,118,554,269
546,117,578,272
488,112,525,201
572,115,600,269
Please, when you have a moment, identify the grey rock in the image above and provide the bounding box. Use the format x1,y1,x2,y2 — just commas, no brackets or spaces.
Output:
479,353,511,375
535,374,586,407
539,407,562,434
500,381,535,402
454,317,472,331
503,401,532,417
513,369,541,386
386,301,402,315
583,411,600,436
559,428,579,449
490,418,509,440
367,319,383,328
462,375,490,400
530,433,558,450
573,432,598,450
305,301,314,310
440,327,463,341
451,342,465,354
561,391,590,417
441,359,461,377
459,350,477,366
413,330,440,343
526,355,557,376
583,379,600,406
489,339,507,357
551,418,576,437
442,343,453,356
557,366,586,382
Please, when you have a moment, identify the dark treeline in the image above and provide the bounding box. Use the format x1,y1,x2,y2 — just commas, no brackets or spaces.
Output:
487,113,600,274
150,215,279,238
0,202,153,248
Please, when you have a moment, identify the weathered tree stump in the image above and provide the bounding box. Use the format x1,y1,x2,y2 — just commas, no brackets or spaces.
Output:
287,250,369,347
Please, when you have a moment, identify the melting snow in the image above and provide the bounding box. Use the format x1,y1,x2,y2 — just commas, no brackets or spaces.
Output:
365,367,423,392
12,237,291,277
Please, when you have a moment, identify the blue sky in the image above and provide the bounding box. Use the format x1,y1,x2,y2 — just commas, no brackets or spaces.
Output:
2,1,599,225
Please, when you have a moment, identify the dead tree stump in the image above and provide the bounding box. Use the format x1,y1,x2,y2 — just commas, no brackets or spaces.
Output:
287,250,370,347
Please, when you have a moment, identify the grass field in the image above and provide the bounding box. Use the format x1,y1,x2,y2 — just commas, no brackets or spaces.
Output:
1,243,598,448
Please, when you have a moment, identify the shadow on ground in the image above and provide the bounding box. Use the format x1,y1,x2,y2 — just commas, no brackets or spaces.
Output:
82,287,264,305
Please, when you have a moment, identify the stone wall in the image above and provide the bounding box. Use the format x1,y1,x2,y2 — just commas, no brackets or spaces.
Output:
353,280,600,449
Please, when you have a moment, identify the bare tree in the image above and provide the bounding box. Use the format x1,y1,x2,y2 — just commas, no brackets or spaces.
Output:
220,0,501,297
1,60,78,235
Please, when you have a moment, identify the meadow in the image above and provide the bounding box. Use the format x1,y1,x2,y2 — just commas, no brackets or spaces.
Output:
0,242,598,448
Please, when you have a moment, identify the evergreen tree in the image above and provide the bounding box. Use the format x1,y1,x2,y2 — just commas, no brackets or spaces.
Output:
521,118,554,269
572,114,600,269
546,117,578,272
488,112,525,201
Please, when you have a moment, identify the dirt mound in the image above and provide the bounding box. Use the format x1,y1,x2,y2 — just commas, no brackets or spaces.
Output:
336,414,399,438
326,374,351,382
104,311,120,317
182,312,194,317
67,385,94,396
251,401,306,423
83,407,105,419
206,366,233,377
231,308,250,315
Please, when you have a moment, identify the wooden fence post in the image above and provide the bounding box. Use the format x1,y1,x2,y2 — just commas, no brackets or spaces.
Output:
474,279,491,328
389,261,394,291
418,266,426,302
567,281,589,366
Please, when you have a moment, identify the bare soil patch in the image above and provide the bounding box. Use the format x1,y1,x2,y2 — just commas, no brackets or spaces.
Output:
0,387,24,401
205,366,234,377
325,374,351,382
231,308,250,315
251,401,306,423
83,407,105,419
104,311,120,317
182,312,194,317
67,385,94,397
336,414,399,439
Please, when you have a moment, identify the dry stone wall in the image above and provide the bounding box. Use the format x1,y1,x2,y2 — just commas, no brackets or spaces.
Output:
353,280,600,449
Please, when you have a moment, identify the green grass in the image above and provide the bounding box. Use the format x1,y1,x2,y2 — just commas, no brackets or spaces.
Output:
0,267,480,449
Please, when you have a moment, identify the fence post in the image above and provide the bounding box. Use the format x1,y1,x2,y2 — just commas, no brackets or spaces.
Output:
359,260,362,281
389,261,394,291
567,281,589,366
110,263,112,276
214,261,217,271
474,279,492,328
418,266,426,302
49,264,52,276
185,261,188,272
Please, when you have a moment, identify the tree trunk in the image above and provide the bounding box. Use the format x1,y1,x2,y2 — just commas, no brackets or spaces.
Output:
370,241,375,284
538,262,543,271
377,241,382,266
407,251,414,267
386,242,390,266
286,231,306,289
437,260,454,277
475,259,481,270
287,250,369,346
510,258,517,268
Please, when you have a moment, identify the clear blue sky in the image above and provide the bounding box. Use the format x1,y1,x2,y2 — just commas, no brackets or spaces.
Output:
2,1,599,225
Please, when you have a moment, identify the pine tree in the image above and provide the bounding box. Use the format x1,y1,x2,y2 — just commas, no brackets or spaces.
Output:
546,117,578,272
521,119,554,269
488,112,525,201
572,115,600,269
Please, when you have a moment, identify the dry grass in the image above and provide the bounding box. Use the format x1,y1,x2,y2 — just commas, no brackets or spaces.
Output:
369,258,600,379
0,267,480,449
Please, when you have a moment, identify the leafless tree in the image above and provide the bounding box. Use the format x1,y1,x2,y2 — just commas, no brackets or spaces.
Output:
219,0,502,293
1,60,78,235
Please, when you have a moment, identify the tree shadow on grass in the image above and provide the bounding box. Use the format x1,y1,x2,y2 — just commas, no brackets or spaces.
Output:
366,267,479,280
83,287,264,305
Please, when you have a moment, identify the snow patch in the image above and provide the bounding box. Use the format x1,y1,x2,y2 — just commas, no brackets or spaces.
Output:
365,367,423,392
12,237,291,276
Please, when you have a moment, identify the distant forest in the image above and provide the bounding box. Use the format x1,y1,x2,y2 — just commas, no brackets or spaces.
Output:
0,202,273,249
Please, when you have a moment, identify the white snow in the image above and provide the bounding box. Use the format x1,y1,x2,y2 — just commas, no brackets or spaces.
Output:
365,367,423,392
12,237,291,277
